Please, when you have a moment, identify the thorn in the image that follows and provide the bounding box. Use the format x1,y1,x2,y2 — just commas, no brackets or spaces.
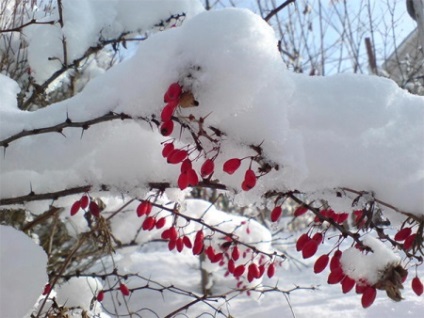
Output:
66,110,72,124
29,182,35,196
57,129,66,138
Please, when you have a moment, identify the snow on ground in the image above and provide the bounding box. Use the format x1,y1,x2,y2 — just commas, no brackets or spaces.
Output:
0,225,48,317
77,221,424,318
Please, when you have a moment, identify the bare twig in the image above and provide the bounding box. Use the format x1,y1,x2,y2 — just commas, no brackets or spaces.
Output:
0,19,56,33
264,0,296,22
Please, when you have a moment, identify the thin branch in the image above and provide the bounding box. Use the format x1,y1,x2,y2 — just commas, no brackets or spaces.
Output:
341,187,424,222
0,19,55,33
0,112,137,148
0,181,228,206
264,0,296,22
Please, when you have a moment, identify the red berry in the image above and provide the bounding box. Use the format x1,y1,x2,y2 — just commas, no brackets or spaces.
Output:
187,169,199,186
70,200,81,216
361,286,377,308
137,200,152,217
182,236,192,248
312,232,323,243
325,209,337,221
97,290,104,302
200,159,215,178
412,276,423,296
162,142,174,158
155,217,166,229
80,195,89,209
394,227,412,241
356,283,367,294
161,101,178,122
161,228,171,240
119,283,130,296
180,159,192,173
167,149,188,164
192,230,204,255
192,241,204,255
302,240,319,259
160,120,174,136
169,226,178,241
270,206,282,222
241,180,250,191
232,246,240,261
233,265,246,277
336,212,349,224
330,251,342,271
195,230,204,242
267,263,276,278
296,233,310,252
142,216,156,231
206,246,215,261
314,254,329,274
342,276,356,294
403,234,417,250
228,259,235,273
178,172,189,190
353,209,365,226
168,240,176,251
89,201,100,217
328,267,345,284
176,237,184,252
243,169,256,190
42,283,51,296
223,158,241,175
294,205,308,217
248,263,260,279
164,82,182,102
213,253,223,263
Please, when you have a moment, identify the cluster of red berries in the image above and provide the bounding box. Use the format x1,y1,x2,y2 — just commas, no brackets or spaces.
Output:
223,157,258,191
394,226,418,251
69,194,100,217
135,201,277,284
315,209,349,224
159,83,182,136
313,249,378,308
223,245,276,283
136,200,168,231
159,83,219,190
95,283,130,302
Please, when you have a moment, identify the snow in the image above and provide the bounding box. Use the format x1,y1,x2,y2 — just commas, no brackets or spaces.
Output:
79,216,424,318
55,277,103,311
0,74,21,113
0,225,48,317
1,2,424,317
1,7,422,216
25,0,204,83
340,235,401,285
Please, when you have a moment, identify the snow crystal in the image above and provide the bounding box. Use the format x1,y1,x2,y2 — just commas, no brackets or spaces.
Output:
0,225,48,317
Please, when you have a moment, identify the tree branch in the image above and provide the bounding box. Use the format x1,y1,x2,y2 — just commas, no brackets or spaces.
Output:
0,19,56,33
264,0,296,22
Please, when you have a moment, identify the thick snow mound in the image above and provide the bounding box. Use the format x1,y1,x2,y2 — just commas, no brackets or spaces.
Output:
0,225,48,317
0,7,423,216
